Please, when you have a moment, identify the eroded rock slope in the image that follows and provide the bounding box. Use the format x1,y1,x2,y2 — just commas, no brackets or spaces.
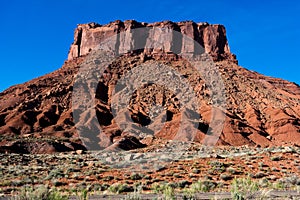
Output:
0,20,299,153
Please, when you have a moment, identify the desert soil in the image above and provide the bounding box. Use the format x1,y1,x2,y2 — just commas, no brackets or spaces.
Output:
1,139,300,199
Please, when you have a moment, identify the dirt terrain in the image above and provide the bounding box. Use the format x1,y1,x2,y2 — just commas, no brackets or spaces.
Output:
1,143,300,199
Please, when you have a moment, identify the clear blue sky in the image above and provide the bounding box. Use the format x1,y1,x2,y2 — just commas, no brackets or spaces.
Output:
1,0,299,92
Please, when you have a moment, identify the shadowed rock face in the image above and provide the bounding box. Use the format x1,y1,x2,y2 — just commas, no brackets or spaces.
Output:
0,20,300,153
67,20,236,62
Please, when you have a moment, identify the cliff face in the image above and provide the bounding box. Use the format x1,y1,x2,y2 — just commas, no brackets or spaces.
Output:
0,20,300,154
67,20,236,62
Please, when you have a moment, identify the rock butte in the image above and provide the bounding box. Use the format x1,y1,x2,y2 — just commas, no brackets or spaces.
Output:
67,20,236,62
0,20,300,153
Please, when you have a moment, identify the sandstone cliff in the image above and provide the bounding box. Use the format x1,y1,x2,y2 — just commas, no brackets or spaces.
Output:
67,20,236,62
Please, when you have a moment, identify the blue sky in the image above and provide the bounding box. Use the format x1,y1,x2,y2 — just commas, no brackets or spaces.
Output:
1,0,299,92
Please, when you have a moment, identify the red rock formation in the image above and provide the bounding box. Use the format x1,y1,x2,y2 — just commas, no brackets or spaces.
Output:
0,20,299,153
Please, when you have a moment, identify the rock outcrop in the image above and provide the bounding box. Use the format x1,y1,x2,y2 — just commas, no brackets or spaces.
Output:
67,20,236,62
0,20,300,153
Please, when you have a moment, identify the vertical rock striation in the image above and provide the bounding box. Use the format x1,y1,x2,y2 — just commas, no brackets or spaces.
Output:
67,20,236,62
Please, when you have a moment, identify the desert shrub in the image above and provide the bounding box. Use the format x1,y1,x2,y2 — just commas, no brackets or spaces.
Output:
173,173,182,178
226,167,238,175
230,177,259,200
163,185,175,200
151,182,176,199
209,160,225,173
270,156,282,161
102,175,114,181
130,173,143,180
182,179,216,199
108,183,133,194
0,180,11,187
45,169,64,180
78,188,89,200
177,180,190,188
253,171,267,179
190,180,216,193
220,173,233,181
10,186,68,200
276,174,300,189
192,169,200,174
151,183,165,193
